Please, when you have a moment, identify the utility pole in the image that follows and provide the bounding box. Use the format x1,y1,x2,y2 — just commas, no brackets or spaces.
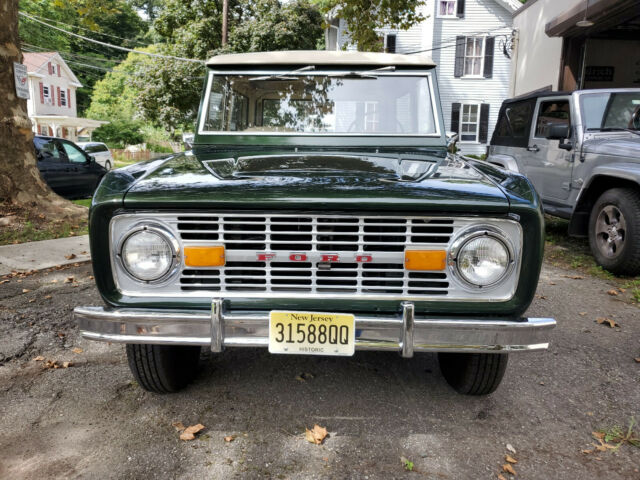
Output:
221,0,228,46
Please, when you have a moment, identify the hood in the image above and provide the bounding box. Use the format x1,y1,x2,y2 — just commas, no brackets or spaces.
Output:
123,151,510,213
583,134,640,158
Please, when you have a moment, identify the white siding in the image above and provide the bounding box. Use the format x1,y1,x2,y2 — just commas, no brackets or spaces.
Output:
331,0,516,156
433,0,514,155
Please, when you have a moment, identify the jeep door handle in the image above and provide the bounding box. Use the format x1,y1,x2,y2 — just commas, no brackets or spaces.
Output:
527,145,539,153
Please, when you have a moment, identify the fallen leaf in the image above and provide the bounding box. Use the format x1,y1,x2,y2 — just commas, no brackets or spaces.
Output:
89,275,94,280
72,347,83,354
28,298,36,303
33,355,45,361
548,281,556,285
62,361,72,368
80,251,88,255
581,448,594,454
57,332,65,338
607,289,618,296
44,295,52,299
0,279,8,284
635,358,640,363
22,288,30,293
592,431,605,440
535,295,547,300
539,381,545,385
618,288,626,293
224,435,235,442
498,474,507,480
64,276,75,283
579,312,587,316
561,274,584,279
596,317,619,328
502,463,516,475
172,421,186,432
180,423,205,441
65,253,77,260
505,455,517,464
305,424,328,445
506,444,516,454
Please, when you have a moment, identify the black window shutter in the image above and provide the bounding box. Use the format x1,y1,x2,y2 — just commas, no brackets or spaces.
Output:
483,36,495,78
479,104,490,143
386,34,396,53
451,103,461,133
457,0,465,18
454,36,465,78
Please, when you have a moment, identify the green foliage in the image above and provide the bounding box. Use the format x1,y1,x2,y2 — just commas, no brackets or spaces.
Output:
92,119,144,147
314,0,426,51
147,143,173,153
229,0,323,53
86,47,157,122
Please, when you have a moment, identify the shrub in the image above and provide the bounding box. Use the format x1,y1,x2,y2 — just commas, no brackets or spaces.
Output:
93,120,144,148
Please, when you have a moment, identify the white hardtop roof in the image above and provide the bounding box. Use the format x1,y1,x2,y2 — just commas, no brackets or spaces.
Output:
206,50,436,68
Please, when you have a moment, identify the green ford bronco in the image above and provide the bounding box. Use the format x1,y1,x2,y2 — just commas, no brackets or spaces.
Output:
75,51,555,395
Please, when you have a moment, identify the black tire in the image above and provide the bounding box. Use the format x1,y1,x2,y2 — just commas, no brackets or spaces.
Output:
438,352,508,395
126,344,201,393
105,160,112,171
588,188,640,276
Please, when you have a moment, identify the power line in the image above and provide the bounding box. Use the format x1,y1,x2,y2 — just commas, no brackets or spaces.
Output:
19,12,204,64
404,25,512,55
20,11,151,47
23,42,124,65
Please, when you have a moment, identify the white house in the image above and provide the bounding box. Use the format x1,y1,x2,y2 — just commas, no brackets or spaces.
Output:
23,51,106,141
326,0,521,155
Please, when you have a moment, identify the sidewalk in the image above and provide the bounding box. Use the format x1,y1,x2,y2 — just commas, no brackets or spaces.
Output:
0,235,90,276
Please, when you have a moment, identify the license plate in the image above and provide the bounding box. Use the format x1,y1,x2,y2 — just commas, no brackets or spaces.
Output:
268,311,355,356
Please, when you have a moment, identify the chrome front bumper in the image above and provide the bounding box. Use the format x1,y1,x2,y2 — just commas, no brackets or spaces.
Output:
74,301,555,357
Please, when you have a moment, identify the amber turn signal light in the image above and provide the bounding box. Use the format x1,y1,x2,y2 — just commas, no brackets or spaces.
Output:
184,246,225,267
404,250,447,271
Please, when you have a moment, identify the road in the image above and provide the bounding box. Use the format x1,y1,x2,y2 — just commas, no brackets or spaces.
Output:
0,262,639,479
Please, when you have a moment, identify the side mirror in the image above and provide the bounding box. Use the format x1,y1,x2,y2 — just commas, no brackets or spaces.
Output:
86,155,95,163
546,123,570,140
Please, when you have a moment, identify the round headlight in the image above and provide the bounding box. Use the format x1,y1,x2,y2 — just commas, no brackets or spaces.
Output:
121,229,174,281
456,235,510,287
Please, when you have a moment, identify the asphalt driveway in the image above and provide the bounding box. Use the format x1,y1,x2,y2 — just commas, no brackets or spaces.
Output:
0,262,638,479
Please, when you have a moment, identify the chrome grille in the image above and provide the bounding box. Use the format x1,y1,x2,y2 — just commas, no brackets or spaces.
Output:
174,214,455,296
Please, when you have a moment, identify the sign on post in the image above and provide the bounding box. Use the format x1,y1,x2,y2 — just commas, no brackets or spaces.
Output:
13,62,30,99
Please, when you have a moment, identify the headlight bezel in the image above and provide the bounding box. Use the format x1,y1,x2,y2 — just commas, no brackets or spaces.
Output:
116,223,181,284
448,225,516,291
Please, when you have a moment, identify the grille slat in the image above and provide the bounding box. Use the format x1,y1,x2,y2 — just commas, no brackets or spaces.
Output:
176,213,454,296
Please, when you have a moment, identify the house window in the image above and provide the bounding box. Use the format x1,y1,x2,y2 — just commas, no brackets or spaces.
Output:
60,90,67,107
460,104,480,142
464,37,485,76
42,85,51,104
364,102,380,132
385,34,396,53
438,0,457,17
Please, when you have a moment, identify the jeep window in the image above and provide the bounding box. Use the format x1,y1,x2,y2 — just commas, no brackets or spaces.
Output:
491,100,534,148
202,73,437,135
534,100,570,138
580,91,640,131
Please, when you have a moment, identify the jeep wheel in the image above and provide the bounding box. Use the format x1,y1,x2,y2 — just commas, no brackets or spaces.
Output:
105,160,112,171
126,344,201,393
438,352,508,395
588,188,640,276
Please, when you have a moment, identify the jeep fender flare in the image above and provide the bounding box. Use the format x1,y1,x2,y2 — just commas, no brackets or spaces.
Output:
569,163,640,236
486,153,520,173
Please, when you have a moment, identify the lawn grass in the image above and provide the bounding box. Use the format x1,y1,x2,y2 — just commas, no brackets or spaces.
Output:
0,203,89,246
72,198,92,208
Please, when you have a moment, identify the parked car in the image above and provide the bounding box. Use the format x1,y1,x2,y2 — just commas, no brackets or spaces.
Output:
74,51,555,395
34,135,107,199
486,89,640,275
77,141,114,170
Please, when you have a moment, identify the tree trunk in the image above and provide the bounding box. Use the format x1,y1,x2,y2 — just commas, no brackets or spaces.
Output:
0,0,84,219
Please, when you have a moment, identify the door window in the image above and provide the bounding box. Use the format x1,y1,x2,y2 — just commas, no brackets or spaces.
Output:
61,142,88,163
535,100,570,138
34,137,64,162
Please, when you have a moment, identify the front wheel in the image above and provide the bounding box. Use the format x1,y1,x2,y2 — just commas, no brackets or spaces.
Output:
588,188,640,276
104,160,112,171
126,344,201,393
438,352,508,395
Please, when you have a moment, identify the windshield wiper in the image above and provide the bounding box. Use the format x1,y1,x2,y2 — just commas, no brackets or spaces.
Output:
586,127,640,136
249,66,315,82
328,66,396,79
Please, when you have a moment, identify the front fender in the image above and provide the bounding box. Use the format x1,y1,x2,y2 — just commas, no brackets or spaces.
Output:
486,153,520,173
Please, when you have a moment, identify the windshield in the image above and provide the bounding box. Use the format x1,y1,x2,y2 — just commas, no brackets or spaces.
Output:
201,72,437,135
580,91,640,131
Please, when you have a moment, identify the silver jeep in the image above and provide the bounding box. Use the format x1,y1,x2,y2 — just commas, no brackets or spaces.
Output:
487,88,640,276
